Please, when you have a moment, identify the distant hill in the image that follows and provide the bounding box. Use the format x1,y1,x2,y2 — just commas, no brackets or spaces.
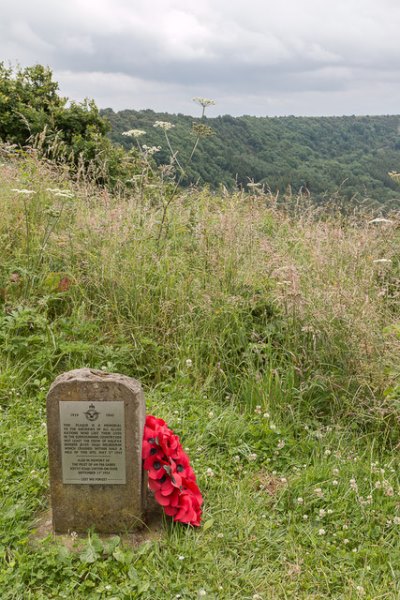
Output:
101,108,400,205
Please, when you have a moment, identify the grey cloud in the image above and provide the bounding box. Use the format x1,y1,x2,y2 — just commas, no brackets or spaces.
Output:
1,0,400,116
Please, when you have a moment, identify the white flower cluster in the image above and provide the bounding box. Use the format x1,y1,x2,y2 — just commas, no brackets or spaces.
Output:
46,188,74,198
11,188,35,195
153,121,175,131
122,129,146,138
142,145,161,156
193,97,216,108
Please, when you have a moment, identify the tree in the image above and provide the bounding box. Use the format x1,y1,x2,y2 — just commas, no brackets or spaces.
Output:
0,63,140,186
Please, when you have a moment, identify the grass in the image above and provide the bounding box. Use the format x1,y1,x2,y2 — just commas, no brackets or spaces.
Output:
1,148,400,598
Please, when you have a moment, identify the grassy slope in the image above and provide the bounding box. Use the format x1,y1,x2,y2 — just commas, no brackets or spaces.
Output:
1,153,400,598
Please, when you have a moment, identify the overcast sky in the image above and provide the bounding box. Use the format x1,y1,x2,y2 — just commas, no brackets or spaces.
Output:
1,0,400,117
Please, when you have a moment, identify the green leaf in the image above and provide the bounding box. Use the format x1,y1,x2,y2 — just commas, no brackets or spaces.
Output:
79,542,100,564
112,547,126,563
89,533,103,553
102,535,120,555
128,566,138,581
203,518,214,531
138,581,150,594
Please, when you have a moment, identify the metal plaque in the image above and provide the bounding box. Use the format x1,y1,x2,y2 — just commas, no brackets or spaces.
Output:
59,400,126,484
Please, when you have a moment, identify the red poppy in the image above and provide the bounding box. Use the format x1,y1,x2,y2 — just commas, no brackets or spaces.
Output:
171,452,195,481
159,430,180,457
164,505,179,517
174,492,202,526
144,453,169,480
155,487,180,507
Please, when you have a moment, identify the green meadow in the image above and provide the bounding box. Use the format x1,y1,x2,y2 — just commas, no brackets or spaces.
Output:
2,147,400,599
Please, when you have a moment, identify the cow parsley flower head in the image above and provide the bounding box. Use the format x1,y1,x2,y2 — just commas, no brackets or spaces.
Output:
142,145,161,155
122,129,146,138
193,97,216,108
154,121,175,131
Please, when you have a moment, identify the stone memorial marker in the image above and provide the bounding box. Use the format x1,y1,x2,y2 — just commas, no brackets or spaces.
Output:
46,368,146,533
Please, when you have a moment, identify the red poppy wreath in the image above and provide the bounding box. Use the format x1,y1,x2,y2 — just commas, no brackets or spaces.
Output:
142,415,203,526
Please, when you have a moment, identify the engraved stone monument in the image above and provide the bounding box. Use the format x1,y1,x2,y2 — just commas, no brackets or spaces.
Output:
46,368,146,533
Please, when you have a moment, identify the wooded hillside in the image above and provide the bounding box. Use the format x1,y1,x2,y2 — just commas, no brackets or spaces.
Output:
102,108,400,205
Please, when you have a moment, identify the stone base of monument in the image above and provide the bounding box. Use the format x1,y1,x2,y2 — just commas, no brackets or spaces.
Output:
31,489,163,549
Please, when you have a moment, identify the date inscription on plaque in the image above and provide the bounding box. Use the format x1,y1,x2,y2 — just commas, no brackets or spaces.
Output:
59,401,126,484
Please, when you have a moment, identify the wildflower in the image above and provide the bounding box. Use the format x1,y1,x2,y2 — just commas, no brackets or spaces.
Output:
343,539,349,544
393,516,400,525
122,129,146,138
303,514,308,520
11,188,35,194
233,455,240,462
142,144,161,155
280,477,287,484
277,439,285,450
154,121,175,130
319,509,326,518
368,218,393,225
178,555,185,561
193,97,216,108
332,480,339,486
324,449,331,456
217,532,224,538
191,123,214,138
248,453,257,461
263,412,270,419
206,468,215,477
70,531,78,540
384,485,394,497
198,590,207,597
356,586,365,596
350,478,357,490
185,359,193,368
254,405,262,415
297,497,304,504
327,509,333,515
375,481,382,489
318,528,326,536
314,488,324,498
208,411,214,418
